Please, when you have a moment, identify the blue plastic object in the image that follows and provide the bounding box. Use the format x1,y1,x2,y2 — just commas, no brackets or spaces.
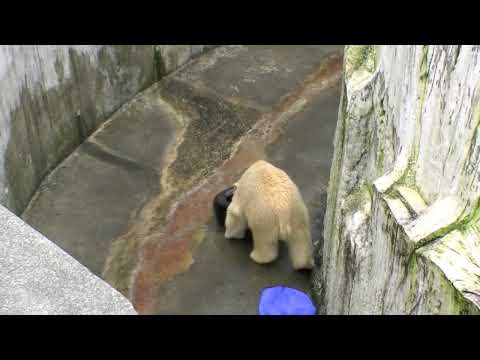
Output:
258,286,317,315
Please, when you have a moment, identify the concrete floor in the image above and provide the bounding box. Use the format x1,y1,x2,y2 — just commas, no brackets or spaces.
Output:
22,45,343,314
152,85,341,314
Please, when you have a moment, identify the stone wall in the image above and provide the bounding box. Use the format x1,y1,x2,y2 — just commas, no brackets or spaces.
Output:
0,45,215,214
314,45,480,314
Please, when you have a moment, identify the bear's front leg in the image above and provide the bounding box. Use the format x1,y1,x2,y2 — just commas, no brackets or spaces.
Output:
250,228,279,264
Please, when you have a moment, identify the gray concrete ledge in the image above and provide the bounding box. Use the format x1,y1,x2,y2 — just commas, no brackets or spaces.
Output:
0,205,137,315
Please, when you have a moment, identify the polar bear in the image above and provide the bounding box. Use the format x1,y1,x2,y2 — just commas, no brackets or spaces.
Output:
224,160,314,270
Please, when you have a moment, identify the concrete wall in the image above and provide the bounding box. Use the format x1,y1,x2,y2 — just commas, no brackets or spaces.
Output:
0,45,215,314
0,204,137,314
0,45,215,214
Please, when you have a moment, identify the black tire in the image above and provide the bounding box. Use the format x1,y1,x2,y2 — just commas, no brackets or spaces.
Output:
213,186,236,227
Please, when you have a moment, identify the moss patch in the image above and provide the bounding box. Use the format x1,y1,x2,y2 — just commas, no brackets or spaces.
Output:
344,45,377,80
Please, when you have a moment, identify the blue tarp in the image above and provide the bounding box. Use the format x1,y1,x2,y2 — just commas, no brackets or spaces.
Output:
258,286,317,315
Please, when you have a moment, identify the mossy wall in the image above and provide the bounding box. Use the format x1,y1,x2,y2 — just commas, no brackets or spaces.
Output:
0,45,215,214
315,46,480,314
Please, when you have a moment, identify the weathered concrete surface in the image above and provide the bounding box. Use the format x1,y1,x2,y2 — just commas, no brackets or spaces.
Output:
2,46,156,214
316,45,480,314
0,45,215,215
151,83,341,314
174,45,341,110
22,86,178,276
23,45,343,314
156,45,218,76
0,205,136,315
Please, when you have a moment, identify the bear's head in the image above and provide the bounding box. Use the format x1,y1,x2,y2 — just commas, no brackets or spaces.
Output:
224,202,246,239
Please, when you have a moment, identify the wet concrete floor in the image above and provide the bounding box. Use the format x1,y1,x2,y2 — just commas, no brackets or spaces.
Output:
152,85,341,314
22,46,343,314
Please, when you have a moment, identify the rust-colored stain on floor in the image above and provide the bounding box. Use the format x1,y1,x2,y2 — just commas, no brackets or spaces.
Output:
130,53,343,314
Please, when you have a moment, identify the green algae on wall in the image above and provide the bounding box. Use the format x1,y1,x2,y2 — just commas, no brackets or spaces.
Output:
344,45,377,82
1,45,217,215
345,46,377,75
4,46,156,214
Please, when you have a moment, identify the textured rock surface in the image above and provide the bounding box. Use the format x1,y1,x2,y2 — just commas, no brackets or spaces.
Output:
0,205,136,315
315,45,480,314
0,45,215,214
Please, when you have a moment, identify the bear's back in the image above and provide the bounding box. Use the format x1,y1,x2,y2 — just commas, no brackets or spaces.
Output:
235,160,309,239
237,160,299,210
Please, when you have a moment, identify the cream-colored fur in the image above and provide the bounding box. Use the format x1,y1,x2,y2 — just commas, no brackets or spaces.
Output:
225,160,314,270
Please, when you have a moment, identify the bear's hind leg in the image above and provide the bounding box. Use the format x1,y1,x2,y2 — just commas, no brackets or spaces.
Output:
287,227,314,270
250,227,279,264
